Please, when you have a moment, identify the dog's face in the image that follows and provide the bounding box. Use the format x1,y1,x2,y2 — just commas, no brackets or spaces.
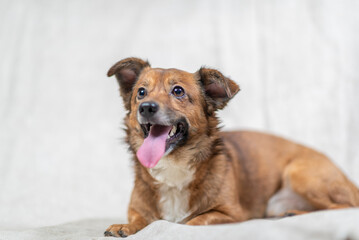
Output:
108,58,239,168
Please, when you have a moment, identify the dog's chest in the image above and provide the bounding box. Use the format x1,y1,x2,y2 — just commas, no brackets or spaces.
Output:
149,157,194,223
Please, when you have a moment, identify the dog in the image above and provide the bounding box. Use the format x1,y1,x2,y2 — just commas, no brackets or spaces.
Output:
104,57,359,237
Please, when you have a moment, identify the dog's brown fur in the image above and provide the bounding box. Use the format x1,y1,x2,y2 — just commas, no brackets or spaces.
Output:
104,57,359,237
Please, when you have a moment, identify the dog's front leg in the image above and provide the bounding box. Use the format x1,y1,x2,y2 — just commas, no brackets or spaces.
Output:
104,208,148,237
186,209,240,225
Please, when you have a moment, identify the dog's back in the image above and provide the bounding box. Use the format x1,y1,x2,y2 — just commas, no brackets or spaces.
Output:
221,130,359,218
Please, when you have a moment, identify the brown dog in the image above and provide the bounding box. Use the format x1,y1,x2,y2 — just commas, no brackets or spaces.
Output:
104,57,359,237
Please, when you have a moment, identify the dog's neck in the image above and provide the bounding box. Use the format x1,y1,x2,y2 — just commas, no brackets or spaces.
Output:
148,155,195,189
146,127,224,188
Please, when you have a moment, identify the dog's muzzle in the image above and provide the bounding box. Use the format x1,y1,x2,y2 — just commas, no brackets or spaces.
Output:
136,101,189,168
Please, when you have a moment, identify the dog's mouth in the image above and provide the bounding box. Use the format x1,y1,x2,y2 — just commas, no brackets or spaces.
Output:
136,118,188,168
140,120,188,147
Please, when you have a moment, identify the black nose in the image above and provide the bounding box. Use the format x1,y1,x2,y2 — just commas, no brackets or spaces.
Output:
139,101,159,118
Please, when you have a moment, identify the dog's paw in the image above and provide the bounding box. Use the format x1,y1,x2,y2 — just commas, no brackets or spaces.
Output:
283,210,308,217
104,224,136,238
283,212,296,217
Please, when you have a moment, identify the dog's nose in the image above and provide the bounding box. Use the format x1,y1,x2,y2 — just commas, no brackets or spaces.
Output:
139,101,159,118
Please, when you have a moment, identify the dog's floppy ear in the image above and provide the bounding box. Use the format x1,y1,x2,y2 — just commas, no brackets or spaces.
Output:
107,57,150,109
197,67,240,111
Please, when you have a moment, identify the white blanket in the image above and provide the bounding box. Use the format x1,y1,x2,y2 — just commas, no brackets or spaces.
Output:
1,209,358,240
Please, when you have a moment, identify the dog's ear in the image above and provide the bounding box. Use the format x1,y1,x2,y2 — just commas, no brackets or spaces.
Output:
197,67,240,111
107,57,150,109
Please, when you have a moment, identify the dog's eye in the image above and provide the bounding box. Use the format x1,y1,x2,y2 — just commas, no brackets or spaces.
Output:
137,87,147,99
172,86,185,98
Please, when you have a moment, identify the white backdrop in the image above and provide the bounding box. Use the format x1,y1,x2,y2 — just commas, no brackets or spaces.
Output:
0,0,358,229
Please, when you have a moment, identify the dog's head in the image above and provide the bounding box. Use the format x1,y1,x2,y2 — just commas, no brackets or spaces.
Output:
108,57,239,168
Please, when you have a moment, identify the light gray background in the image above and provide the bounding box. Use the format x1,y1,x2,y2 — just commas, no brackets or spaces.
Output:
0,0,358,229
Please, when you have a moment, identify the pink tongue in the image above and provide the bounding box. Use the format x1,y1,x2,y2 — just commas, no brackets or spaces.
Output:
136,125,172,168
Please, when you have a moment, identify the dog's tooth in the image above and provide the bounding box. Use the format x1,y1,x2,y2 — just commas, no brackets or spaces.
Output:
169,125,177,137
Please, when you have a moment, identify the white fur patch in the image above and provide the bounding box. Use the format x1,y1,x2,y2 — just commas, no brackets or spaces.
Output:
266,187,315,217
148,156,194,223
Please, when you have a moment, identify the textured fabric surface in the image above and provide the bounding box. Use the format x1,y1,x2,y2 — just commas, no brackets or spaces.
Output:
1,209,359,240
1,0,359,232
